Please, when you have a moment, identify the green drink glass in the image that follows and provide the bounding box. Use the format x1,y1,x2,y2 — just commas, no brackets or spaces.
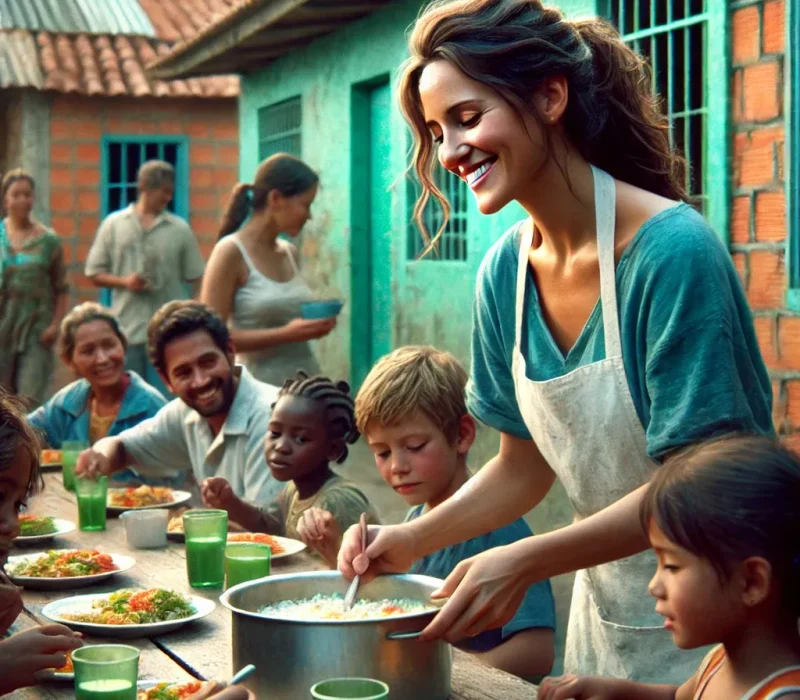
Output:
225,542,271,589
76,475,108,531
73,644,140,700
311,679,390,699
62,440,89,492
183,509,227,588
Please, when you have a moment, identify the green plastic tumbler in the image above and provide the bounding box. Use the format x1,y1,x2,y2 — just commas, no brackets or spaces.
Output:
225,542,271,589
73,644,140,700
62,440,89,492
76,475,108,531
183,509,227,588
311,679,390,699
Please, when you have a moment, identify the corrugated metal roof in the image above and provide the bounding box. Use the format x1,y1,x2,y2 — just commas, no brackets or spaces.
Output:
0,0,155,36
0,28,239,97
0,29,43,89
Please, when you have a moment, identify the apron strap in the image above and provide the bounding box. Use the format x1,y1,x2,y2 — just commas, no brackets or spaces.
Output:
592,165,622,359
513,167,621,359
514,221,532,348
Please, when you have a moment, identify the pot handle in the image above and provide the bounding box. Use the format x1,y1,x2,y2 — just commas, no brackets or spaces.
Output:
386,630,423,640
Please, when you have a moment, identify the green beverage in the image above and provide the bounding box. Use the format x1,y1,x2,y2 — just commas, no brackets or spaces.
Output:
76,679,135,700
225,542,271,589
62,440,89,492
76,475,108,531
183,509,228,588
78,493,107,531
311,678,390,699
73,644,139,700
186,536,225,587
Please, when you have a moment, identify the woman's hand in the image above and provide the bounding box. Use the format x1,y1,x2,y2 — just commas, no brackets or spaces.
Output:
201,478,236,510
337,523,418,583
296,508,342,568
283,318,337,343
0,625,83,694
39,324,59,346
418,542,532,644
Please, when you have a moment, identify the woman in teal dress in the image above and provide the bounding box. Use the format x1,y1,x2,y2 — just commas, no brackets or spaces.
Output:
0,169,69,405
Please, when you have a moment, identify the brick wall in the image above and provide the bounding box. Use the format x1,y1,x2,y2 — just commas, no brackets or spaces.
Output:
47,94,238,306
730,0,794,445
46,94,238,391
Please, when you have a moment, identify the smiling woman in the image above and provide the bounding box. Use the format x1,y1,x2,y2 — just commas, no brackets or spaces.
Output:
26,303,169,485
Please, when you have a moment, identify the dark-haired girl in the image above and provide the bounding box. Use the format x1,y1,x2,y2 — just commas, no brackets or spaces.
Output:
0,388,83,693
202,372,378,568
540,435,800,699
200,154,336,386
338,0,772,682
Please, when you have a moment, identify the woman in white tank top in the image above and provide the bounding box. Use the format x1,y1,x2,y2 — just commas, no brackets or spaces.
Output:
200,154,335,386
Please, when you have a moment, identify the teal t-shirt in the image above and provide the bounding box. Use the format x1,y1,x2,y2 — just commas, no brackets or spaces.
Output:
466,203,773,459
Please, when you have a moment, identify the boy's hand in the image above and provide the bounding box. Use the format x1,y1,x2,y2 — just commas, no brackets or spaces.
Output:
297,508,342,567
337,523,418,583
201,477,236,510
539,675,625,699
75,448,112,478
0,625,83,694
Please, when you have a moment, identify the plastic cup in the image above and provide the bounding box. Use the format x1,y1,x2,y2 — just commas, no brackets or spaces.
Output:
62,440,88,492
76,475,108,531
225,542,271,589
183,509,227,588
311,679,390,699
73,644,140,700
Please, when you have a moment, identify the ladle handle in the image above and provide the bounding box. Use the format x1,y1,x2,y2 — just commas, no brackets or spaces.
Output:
386,630,423,640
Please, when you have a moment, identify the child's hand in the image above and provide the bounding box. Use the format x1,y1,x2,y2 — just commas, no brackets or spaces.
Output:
187,681,255,700
539,675,624,699
0,578,23,636
297,508,342,568
201,477,236,510
0,625,83,694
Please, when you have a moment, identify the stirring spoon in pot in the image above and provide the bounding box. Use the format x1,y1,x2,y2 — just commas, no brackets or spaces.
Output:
343,512,368,611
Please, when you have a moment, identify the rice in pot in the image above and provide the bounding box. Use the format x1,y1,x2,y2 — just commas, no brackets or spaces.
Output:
259,593,436,621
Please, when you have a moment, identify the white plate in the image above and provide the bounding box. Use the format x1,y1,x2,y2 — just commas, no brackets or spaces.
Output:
42,591,216,638
169,532,307,560
6,552,136,590
107,490,192,514
12,518,75,546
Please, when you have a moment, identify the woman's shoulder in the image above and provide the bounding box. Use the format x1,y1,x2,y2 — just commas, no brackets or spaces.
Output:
476,220,526,292
44,378,92,413
623,203,729,271
126,372,168,410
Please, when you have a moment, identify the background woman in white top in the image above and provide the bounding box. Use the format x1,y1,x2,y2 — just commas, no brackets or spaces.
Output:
201,154,335,386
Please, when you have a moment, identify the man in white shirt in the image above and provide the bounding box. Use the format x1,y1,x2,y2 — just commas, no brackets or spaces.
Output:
76,301,281,506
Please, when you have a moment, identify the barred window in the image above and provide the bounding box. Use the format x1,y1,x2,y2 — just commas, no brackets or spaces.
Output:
258,97,302,160
407,165,468,261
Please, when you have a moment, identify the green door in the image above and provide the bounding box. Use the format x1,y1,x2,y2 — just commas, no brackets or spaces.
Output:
350,79,393,389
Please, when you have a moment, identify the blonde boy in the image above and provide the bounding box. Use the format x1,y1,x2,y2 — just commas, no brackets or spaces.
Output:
355,346,556,680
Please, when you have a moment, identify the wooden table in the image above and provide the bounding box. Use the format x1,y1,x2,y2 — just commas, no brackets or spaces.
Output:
8,473,538,699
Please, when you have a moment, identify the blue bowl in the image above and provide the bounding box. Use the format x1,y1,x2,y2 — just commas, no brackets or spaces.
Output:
301,299,344,320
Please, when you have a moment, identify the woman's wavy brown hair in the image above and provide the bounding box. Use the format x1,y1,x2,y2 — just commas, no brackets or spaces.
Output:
398,0,688,247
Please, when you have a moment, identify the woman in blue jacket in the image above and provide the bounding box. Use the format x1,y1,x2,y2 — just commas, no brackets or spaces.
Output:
27,302,180,485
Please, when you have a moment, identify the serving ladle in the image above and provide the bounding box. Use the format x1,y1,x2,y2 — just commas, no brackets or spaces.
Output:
343,512,368,611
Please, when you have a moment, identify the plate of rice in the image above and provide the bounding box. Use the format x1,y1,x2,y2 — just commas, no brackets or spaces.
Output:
6,550,135,590
42,588,215,638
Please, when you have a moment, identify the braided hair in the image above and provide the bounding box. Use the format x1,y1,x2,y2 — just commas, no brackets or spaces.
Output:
276,371,359,463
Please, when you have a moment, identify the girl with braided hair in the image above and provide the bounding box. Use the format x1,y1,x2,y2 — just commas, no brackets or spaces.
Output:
202,371,378,567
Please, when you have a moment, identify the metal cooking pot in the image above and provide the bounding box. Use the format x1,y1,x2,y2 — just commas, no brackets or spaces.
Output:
219,571,452,699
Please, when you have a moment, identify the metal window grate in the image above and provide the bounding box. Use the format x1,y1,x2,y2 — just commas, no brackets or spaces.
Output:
609,0,707,213
104,140,180,214
407,165,468,261
258,97,302,160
